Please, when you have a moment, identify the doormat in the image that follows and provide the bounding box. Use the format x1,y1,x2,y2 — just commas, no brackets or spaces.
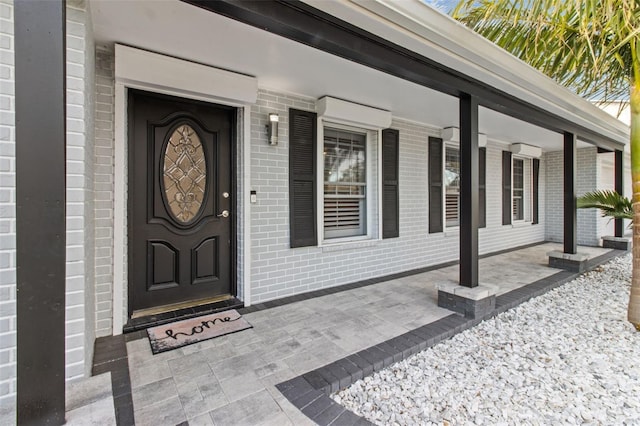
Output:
147,309,252,354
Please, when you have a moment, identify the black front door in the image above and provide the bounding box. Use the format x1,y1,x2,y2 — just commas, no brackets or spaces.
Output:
128,90,234,313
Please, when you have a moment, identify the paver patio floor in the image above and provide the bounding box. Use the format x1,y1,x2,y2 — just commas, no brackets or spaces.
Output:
123,242,611,425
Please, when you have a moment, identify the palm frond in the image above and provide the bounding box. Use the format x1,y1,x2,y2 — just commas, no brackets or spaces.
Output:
577,190,633,220
452,0,640,102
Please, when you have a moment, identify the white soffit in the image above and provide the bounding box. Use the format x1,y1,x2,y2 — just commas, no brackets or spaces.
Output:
442,127,487,147
317,96,392,129
305,0,629,145
115,44,258,105
510,143,542,158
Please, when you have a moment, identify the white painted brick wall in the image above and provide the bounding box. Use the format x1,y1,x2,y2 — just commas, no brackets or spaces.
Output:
597,151,615,237
66,0,95,382
577,147,599,245
545,147,600,246
478,142,546,255
596,150,633,238
0,0,15,413
545,150,562,243
94,46,114,337
249,90,548,303
249,90,317,301
236,109,246,299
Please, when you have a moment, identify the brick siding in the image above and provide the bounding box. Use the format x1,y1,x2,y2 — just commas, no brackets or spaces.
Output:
248,90,547,303
94,46,115,337
66,0,96,382
545,147,602,247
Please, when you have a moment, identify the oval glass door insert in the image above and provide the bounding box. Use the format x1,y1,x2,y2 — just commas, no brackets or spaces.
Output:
163,124,207,224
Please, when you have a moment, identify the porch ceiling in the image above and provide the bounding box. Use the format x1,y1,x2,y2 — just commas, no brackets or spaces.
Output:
91,0,583,151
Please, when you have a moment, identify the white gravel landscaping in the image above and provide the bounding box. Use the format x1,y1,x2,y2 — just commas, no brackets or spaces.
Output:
333,254,639,425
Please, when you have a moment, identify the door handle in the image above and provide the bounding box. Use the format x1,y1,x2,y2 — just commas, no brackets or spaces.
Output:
217,210,230,218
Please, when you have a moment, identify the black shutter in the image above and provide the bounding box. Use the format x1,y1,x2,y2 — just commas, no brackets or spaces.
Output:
479,147,486,228
428,137,443,233
382,129,399,238
502,150,512,225
289,109,317,247
532,158,540,224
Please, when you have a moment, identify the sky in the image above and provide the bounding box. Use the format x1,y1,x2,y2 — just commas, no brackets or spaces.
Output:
424,0,459,14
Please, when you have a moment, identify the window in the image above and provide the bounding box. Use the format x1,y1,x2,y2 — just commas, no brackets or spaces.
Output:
512,158,524,221
510,156,532,222
503,149,539,227
429,141,485,233
289,106,396,248
323,128,366,239
445,145,460,227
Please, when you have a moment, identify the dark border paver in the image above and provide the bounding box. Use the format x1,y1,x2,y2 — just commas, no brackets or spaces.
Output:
92,335,135,426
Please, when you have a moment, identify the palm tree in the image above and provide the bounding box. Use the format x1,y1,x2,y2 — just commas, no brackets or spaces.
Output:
452,0,640,330
577,190,633,221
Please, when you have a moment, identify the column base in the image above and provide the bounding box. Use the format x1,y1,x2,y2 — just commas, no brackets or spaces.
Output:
547,250,589,272
437,281,497,319
602,236,631,251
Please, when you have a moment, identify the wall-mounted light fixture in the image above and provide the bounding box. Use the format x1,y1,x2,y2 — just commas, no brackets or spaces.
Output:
266,113,279,145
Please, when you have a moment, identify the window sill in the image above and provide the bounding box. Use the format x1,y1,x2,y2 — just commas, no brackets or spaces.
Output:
320,237,380,252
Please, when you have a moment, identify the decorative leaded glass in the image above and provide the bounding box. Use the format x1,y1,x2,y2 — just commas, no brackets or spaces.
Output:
163,124,207,223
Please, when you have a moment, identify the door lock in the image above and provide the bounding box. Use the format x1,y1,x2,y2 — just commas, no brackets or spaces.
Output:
217,210,230,218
